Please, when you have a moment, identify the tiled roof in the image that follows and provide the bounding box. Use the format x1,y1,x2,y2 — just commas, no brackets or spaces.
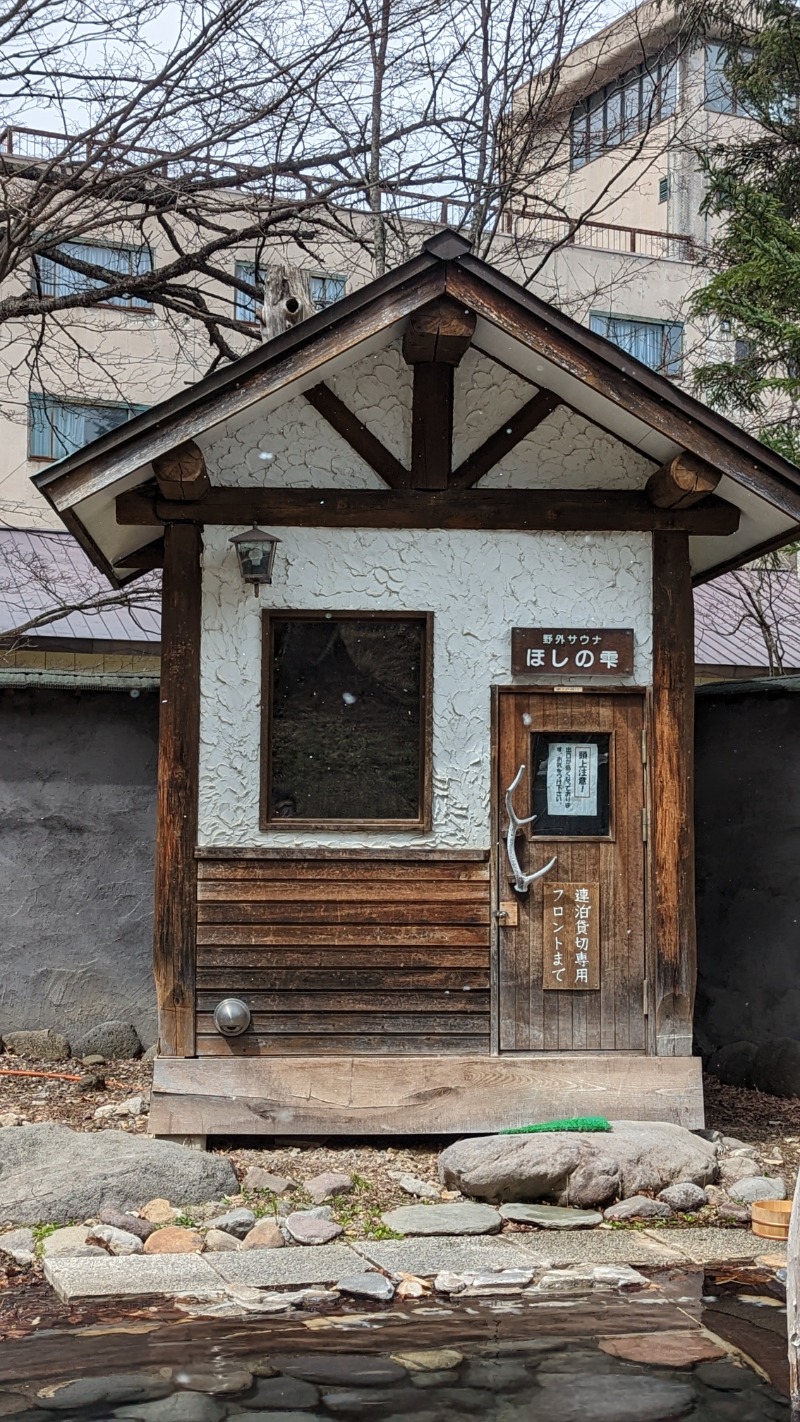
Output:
0,527,160,643
694,569,800,671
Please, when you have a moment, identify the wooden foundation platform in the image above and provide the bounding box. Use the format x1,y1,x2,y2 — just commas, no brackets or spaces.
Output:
149,1054,704,1138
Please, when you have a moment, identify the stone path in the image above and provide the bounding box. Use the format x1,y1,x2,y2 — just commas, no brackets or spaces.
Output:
42,1228,785,1303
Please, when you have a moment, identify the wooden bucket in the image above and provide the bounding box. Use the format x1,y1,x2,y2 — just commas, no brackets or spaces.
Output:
751,1199,792,1240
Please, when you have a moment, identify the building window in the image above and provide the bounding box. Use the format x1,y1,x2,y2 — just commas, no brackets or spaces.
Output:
705,43,756,116
570,51,678,170
31,242,153,309
659,176,670,203
309,274,346,310
28,394,146,461
262,611,431,829
235,263,347,324
589,313,684,376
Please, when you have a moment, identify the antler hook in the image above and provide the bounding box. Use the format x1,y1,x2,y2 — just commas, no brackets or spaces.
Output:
504,763,557,894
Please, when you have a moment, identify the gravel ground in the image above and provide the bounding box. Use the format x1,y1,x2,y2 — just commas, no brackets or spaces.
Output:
1,1057,798,1221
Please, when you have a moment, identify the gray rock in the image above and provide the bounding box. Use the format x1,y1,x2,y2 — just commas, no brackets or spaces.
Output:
336,1273,395,1302
172,1366,253,1394
98,1206,155,1241
708,1041,758,1088
237,1376,320,1410
381,1203,501,1235
285,1214,343,1245
461,1359,531,1390
243,1168,296,1195
0,1123,238,1224
303,1171,353,1204
716,1201,752,1223
274,1355,407,1386
753,1038,800,1099
203,1207,255,1239
70,1020,142,1060
321,1389,423,1416
42,1226,105,1258
2,1029,70,1063
498,1202,603,1229
204,1228,242,1252
695,1360,758,1391
500,1374,695,1421
38,1374,172,1411
719,1156,761,1186
439,1120,717,1207
142,1043,159,1063
116,1395,225,1421
387,1171,440,1200
94,1094,146,1120
603,1195,673,1221
657,1182,708,1212
729,1175,787,1203
0,1228,35,1264
228,1416,329,1422
86,1224,143,1255
591,1264,648,1290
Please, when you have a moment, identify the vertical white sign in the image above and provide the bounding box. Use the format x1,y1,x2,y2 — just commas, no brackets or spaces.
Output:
546,742,598,817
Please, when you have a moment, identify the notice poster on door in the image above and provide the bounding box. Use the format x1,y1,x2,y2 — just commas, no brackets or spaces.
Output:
546,742,598,818
543,882,600,991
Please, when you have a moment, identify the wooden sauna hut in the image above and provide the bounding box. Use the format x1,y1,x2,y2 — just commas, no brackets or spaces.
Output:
34,231,800,1140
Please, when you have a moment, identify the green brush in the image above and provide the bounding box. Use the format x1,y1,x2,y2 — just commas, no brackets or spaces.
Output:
501,1116,612,1135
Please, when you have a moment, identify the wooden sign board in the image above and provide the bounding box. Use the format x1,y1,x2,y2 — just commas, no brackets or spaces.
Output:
542,881,600,991
512,628,634,677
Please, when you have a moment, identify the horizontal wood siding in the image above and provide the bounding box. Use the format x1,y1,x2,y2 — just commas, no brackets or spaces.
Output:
196,856,491,1056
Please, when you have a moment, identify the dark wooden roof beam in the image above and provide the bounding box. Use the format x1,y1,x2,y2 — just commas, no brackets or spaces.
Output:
450,389,561,491
646,452,721,510
402,296,477,366
152,440,210,502
304,383,410,489
113,538,165,571
116,486,741,535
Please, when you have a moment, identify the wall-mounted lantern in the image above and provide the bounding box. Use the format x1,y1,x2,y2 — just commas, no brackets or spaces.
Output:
229,525,281,593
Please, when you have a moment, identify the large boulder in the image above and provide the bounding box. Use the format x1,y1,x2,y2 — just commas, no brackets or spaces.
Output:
707,1041,758,1089
70,1020,143,1060
0,1124,238,1225
752,1039,800,1099
438,1122,718,1207
2,1029,70,1062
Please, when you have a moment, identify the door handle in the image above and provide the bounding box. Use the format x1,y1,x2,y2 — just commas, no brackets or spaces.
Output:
504,763,557,894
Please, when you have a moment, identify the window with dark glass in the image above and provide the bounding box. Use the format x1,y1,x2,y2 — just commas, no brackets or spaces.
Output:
705,43,757,117
589,312,683,377
32,241,153,308
263,613,429,826
28,394,147,461
529,733,611,838
570,50,678,170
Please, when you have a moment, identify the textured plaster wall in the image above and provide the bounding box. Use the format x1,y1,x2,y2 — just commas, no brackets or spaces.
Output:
199,527,653,849
204,342,653,493
0,689,158,1041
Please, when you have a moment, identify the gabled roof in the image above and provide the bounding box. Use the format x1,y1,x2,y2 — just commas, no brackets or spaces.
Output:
33,229,800,586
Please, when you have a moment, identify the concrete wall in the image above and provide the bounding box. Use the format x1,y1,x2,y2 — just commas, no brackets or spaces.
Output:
0,687,158,1044
695,683,800,1053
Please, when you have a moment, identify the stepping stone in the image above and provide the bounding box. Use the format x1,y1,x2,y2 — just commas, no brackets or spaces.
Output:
600,1330,726,1366
117,1397,225,1421
336,1273,395,1302
241,1377,320,1411
172,1366,253,1394
499,1203,603,1229
273,1354,408,1386
43,1253,222,1301
36,1374,172,1411
321,1389,423,1416
390,1350,463,1373
355,1237,537,1276
285,1214,343,1245
380,1204,501,1236
523,1374,695,1421
204,1243,362,1287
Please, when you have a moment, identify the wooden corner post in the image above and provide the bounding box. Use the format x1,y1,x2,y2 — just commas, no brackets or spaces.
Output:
153,522,202,1057
652,531,696,1056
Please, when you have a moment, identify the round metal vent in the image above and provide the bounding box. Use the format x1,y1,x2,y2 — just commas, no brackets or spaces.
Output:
213,998,252,1036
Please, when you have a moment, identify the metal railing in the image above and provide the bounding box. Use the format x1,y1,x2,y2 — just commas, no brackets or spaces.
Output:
1,123,697,264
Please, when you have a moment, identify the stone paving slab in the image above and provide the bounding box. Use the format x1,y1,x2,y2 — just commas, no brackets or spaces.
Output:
352,1237,549,1276
505,1231,686,1266
43,1254,223,1302
205,1244,364,1287
642,1228,787,1263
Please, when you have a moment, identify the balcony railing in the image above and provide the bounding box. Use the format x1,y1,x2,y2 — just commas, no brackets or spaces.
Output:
1,124,697,264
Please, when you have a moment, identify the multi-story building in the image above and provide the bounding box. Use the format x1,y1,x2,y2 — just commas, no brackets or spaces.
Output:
0,3,764,542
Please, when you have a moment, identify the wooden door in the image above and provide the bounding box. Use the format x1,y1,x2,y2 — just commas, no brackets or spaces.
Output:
496,690,648,1052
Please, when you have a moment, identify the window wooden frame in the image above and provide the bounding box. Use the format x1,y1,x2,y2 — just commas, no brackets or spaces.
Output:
260,609,433,832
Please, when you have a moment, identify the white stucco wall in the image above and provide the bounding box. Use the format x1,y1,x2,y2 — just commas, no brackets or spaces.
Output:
198,526,653,849
202,341,654,494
